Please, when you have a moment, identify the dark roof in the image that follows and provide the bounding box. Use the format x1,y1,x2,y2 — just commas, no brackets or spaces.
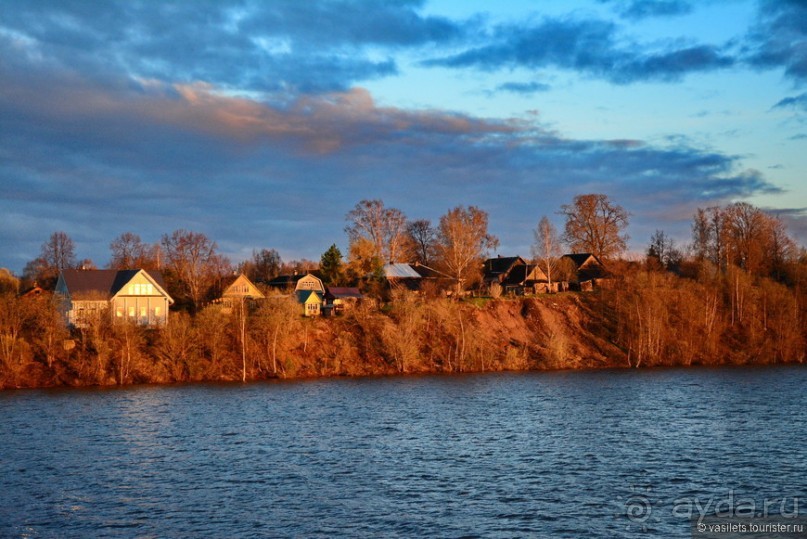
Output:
325,287,363,299
483,256,525,277
562,253,598,268
59,269,169,298
501,264,532,286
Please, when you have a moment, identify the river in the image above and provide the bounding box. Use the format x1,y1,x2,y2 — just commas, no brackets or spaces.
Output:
1,366,805,538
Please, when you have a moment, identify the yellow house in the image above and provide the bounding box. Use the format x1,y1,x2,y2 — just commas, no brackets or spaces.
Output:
218,274,264,311
55,269,174,328
297,290,324,317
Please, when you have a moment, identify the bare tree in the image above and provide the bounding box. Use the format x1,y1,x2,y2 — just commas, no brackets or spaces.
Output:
407,219,436,265
161,230,228,311
435,206,499,294
24,231,77,288
109,232,159,269
239,248,282,283
345,199,409,263
531,216,562,288
647,230,681,270
560,194,629,259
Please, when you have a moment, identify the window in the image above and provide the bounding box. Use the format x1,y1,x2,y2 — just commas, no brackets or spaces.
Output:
128,306,135,317
116,308,123,318
140,307,147,318
154,306,161,317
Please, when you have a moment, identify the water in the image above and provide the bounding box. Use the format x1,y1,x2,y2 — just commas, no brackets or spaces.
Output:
1,366,805,538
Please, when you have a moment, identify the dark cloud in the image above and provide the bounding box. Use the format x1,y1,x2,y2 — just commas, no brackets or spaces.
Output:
425,18,733,84
774,92,807,111
0,49,786,270
746,0,807,85
0,0,465,93
598,0,693,20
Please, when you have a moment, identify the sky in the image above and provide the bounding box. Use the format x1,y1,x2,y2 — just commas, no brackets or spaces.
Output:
1,0,806,273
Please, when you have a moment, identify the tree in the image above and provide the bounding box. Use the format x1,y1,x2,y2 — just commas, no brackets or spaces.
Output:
560,194,629,259
24,231,77,288
161,230,228,311
531,216,562,288
647,230,682,271
407,219,436,265
345,199,409,263
435,206,498,294
109,232,158,269
320,244,344,285
239,248,282,283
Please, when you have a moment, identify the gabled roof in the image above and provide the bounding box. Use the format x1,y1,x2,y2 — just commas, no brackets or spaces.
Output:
562,253,601,268
501,264,548,286
58,269,172,302
221,274,264,299
296,290,324,304
483,256,526,278
383,263,421,279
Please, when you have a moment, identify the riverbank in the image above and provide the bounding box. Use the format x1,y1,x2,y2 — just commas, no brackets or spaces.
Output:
2,269,805,390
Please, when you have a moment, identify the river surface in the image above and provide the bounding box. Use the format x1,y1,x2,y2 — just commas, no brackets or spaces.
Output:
1,366,805,538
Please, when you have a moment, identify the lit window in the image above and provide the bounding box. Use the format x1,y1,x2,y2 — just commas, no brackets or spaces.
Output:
116,308,123,318
140,307,146,318
128,306,135,317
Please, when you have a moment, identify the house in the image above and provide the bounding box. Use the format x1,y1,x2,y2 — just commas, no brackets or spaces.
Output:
324,287,363,314
483,256,549,295
217,274,264,311
560,253,609,289
55,269,173,328
382,263,423,291
297,289,324,317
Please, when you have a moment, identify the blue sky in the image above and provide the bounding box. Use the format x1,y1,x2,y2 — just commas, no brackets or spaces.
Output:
1,0,806,272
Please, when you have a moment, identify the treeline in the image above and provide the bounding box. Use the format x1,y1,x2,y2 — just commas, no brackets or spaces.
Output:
1,194,805,388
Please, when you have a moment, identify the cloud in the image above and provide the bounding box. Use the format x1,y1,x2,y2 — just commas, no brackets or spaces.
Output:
0,50,784,269
598,0,693,20
0,0,466,93
425,17,734,84
773,92,807,111
495,81,551,94
746,0,807,86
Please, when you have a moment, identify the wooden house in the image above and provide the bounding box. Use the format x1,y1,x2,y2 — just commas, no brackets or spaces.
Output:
55,269,173,328
217,274,264,311
560,253,609,289
483,256,549,295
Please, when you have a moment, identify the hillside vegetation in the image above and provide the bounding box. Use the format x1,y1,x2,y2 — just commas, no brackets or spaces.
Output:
1,265,804,389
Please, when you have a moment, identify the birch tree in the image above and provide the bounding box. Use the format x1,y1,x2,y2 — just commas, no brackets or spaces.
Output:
435,206,498,294
532,216,562,288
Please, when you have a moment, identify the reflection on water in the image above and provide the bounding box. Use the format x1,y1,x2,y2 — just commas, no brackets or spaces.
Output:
1,366,805,538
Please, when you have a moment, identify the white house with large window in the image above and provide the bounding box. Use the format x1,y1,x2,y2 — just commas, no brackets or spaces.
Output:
55,269,174,328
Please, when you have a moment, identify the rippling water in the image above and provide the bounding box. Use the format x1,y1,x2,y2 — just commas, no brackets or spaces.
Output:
1,366,805,538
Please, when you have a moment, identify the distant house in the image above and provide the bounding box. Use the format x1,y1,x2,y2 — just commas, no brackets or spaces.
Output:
217,274,264,310
55,269,173,328
324,287,363,314
297,289,325,317
382,263,423,291
560,253,609,290
483,256,548,295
